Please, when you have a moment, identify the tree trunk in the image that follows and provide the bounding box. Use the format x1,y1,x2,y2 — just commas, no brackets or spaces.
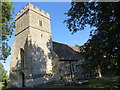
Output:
98,65,102,78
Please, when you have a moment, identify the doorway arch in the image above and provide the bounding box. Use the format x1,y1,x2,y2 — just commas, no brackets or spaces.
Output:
19,71,25,87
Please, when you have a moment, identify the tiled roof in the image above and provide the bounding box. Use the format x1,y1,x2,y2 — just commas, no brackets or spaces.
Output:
53,41,82,61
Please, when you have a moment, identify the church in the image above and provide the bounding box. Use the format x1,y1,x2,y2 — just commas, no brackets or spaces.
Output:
9,3,85,88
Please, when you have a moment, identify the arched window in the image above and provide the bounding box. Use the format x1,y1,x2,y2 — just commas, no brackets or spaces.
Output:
20,48,24,67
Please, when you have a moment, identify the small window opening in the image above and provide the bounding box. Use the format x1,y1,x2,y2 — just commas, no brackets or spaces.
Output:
20,20,23,30
39,20,42,27
41,34,43,38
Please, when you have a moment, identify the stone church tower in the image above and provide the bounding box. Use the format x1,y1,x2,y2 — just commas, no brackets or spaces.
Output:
9,3,85,88
9,3,54,87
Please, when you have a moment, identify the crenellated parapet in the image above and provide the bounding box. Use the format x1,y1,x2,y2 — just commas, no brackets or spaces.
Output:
16,3,50,20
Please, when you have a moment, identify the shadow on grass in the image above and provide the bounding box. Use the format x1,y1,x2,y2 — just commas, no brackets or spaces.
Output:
57,76,120,88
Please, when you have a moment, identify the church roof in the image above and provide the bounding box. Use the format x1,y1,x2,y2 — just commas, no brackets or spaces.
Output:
53,41,82,61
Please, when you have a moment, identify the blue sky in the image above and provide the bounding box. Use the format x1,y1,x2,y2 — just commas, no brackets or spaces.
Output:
1,2,92,75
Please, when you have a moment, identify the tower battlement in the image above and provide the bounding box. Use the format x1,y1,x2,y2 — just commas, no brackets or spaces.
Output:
16,3,50,20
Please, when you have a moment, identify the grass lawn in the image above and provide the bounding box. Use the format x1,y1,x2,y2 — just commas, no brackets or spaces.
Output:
57,76,120,88
0,82,4,88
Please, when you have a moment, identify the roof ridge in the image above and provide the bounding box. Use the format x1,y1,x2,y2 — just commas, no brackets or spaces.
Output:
52,41,76,48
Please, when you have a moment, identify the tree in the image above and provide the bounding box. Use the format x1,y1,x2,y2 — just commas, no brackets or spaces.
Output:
65,2,120,76
0,63,8,81
75,45,80,47
0,2,15,61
